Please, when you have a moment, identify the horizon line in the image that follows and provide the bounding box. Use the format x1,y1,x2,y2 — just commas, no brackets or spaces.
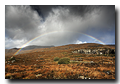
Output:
5,43,115,49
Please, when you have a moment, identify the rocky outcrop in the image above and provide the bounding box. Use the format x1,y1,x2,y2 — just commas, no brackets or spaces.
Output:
72,48,115,55
9,56,15,61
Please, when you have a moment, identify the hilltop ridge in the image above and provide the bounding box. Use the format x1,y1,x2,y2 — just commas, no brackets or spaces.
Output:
5,43,115,56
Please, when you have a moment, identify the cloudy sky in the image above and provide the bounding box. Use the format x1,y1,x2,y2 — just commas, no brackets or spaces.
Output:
5,5,115,49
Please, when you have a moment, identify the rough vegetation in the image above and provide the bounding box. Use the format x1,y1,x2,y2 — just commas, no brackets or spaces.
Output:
5,43,115,79
54,57,60,61
58,57,70,64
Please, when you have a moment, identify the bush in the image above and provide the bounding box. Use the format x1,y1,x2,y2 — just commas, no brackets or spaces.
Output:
58,57,70,64
54,57,60,61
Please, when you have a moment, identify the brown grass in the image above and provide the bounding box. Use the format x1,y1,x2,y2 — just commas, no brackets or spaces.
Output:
5,43,115,79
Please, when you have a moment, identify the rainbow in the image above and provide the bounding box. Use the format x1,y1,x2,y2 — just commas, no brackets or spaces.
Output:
82,33,105,45
13,31,105,55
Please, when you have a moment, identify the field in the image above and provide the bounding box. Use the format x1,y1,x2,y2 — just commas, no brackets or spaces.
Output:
5,43,115,79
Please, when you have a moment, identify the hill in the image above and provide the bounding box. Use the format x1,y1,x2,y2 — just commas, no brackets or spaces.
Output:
5,43,115,56
5,48,19,56
50,43,115,50
5,43,115,79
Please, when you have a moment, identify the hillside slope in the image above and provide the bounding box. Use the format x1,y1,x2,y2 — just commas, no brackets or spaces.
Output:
5,43,115,79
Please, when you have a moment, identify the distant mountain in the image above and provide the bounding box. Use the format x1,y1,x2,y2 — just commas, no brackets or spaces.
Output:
5,48,19,53
12,48,20,50
22,45,55,50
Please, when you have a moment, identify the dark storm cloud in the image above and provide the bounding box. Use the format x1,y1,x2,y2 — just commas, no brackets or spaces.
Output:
5,5,43,40
30,5,115,27
65,5,99,17
66,5,115,31
30,5,61,21
5,5,115,48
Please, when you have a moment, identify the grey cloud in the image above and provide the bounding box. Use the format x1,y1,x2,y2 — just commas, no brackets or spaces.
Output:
5,5,115,48
30,5,57,19
5,5,43,40
5,37,27,49
66,5,115,32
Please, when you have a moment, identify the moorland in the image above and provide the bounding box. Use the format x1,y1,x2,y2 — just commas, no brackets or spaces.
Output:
5,43,115,79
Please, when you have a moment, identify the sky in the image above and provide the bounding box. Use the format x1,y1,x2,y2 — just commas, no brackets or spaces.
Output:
5,5,115,49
